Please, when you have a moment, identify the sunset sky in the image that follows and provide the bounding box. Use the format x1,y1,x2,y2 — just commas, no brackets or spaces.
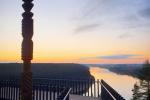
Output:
0,0,150,64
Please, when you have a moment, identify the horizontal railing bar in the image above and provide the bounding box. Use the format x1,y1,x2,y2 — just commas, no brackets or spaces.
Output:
101,82,116,100
63,88,72,100
101,79,125,100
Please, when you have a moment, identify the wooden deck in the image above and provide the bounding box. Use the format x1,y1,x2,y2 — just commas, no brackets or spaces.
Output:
70,95,101,100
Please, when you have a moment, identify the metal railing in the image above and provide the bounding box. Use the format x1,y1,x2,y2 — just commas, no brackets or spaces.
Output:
0,80,20,100
57,88,72,100
101,79,125,100
0,79,126,100
0,78,101,99
32,78,101,97
0,80,71,100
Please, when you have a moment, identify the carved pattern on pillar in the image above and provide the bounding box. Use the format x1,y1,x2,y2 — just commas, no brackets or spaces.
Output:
21,0,34,100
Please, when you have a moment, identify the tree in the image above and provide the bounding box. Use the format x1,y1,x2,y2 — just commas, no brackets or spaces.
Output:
131,83,141,100
140,60,150,81
132,60,150,100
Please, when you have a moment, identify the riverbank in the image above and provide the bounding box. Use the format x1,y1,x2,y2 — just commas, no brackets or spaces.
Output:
88,66,139,100
86,64,143,78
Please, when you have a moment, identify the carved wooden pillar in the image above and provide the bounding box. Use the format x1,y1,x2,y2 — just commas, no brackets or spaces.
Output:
21,0,34,100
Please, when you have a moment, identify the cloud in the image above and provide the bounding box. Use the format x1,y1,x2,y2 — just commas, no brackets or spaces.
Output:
140,7,150,18
118,33,132,39
80,54,142,60
96,54,142,59
74,23,99,33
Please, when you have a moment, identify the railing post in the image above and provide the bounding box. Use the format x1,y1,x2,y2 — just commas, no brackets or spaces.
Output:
0,81,1,99
21,0,34,100
66,94,69,100
87,79,89,96
101,81,107,100
97,79,100,97
94,79,96,97
90,79,93,97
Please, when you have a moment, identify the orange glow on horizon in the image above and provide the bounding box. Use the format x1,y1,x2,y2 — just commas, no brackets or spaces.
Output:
0,46,149,64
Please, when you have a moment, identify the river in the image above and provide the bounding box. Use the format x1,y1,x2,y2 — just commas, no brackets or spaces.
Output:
89,66,139,100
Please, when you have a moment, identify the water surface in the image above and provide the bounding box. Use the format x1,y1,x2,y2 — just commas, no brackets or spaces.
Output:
89,66,139,100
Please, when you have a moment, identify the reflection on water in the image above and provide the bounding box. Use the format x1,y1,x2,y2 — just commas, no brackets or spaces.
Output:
89,66,139,100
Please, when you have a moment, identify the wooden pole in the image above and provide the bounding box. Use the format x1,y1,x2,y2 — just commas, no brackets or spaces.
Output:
21,0,34,100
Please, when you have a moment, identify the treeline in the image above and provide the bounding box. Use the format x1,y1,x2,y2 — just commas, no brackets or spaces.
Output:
132,60,150,100
93,64,143,78
0,63,94,80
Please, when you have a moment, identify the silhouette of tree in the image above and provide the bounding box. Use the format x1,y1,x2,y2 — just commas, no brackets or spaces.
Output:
132,60,150,100
131,83,141,100
140,60,150,81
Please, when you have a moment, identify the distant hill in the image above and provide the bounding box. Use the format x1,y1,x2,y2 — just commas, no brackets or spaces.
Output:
0,63,94,80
